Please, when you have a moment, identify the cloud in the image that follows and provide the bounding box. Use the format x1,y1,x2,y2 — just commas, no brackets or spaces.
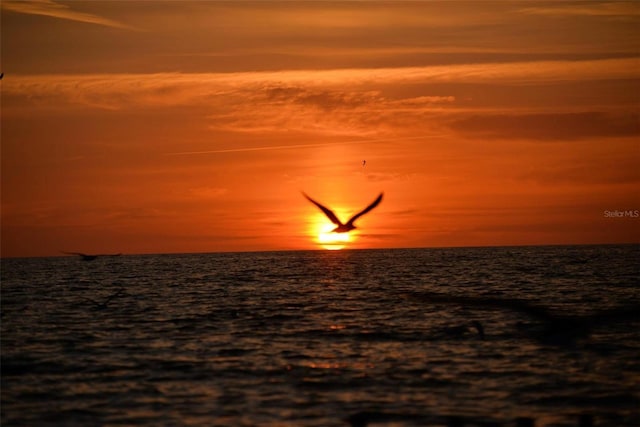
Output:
449,112,640,141
260,85,454,111
5,71,456,135
262,86,385,110
3,58,640,108
518,2,640,18
206,84,455,135
6,57,638,108
2,0,136,30
5,57,638,137
518,159,640,186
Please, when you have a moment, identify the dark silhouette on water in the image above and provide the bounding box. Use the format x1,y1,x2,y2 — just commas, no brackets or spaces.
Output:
437,320,485,340
81,288,126,310
343,410,436,427
404,291,639,345
344,411,598,427
62,251,122,261
302,192,383,233
515,417,535,427
344,411,544,427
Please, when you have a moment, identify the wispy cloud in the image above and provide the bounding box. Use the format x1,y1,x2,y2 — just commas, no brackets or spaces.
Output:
7,57,637,107
2,0,136,30
451,112,640,141
519,2,640,18
5,57,638,137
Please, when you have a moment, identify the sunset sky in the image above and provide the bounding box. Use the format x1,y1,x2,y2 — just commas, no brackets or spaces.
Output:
1,1,639,257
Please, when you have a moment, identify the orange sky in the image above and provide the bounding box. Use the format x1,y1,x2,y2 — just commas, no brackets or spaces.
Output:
1,1,639,257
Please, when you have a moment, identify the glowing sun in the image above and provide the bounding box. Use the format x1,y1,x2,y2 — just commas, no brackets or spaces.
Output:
310,216,353,250
317,224,352,250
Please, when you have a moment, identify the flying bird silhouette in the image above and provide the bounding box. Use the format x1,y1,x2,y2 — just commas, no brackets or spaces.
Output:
62,251,122,261
303,192,383,233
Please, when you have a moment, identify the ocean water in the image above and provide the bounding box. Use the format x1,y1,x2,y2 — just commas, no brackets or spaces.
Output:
1,245,639,427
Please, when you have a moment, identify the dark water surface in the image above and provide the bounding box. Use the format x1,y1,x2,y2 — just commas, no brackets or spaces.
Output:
2,245,639,426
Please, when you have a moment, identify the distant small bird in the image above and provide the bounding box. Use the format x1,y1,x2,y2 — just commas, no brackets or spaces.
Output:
62,251,122,261
302,192,383,233
362,160,366,167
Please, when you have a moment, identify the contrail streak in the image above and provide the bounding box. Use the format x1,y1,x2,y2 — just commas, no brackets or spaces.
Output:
166,135,428,156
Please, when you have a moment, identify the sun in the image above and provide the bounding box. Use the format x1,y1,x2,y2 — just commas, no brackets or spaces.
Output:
310,215,353,250
318,224,352,250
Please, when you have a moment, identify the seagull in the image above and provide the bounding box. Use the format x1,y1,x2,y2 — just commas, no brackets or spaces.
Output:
362,160,366,167
62,251,122,261
302,192,383,233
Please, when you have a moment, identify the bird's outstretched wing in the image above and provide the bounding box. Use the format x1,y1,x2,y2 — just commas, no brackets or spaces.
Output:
345,193,383,227
302,193,343,226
